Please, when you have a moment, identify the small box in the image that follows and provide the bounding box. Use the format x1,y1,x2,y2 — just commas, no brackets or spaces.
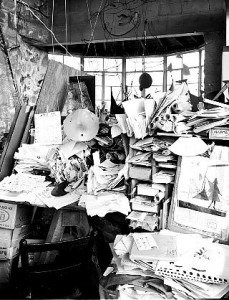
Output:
0,202,33,229
209,127,229,140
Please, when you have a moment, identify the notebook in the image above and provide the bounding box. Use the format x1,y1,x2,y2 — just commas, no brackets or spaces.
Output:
130,233,180,262
155,241,229,284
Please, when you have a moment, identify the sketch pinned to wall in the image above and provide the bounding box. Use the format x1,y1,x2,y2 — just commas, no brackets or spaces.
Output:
168,145,229,242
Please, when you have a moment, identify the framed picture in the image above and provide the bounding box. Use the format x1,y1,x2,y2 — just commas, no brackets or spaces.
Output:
168,145,229,242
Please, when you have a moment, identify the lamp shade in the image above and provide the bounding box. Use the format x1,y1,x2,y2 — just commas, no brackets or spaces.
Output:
168,137,208,156
63,109,99,142
139,72,152,91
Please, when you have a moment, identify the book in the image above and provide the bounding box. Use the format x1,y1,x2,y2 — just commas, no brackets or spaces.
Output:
156,241,229,283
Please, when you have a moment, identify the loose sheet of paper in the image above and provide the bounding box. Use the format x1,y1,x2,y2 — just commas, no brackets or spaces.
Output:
132,233,158,251
34,111,62,145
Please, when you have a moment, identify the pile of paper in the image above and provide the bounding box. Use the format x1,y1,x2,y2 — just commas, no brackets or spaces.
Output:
87,159,125,194
0,173,50,193
78,192,131,217
106,231,229,299
14,143,54,173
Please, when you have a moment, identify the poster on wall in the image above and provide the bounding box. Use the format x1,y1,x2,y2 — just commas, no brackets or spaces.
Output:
168,145,229,241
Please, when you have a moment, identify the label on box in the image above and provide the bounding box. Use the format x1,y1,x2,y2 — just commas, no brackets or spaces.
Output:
209,127,229,140
0,203,33,229
0,203,17,229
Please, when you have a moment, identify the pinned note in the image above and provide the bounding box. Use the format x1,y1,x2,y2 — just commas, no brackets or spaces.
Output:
34,111,62,145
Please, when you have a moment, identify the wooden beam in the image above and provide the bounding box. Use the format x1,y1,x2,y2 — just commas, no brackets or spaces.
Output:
174,37,184,47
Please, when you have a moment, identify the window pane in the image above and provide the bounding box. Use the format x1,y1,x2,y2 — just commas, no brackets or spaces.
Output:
167,70,182,84
104,58,122,72
126,72,141,87
84,58,103,71
201,67,205,91
104,86,122,103
48,54,81,69
188,83,198,96
184,68,199,83
105,73,122,86
147,86,163,94
201,49,205,66
126,58,144,71
167,54,182,69
183,51,199,67
95,86,102,101
147,71,163,85
86,72,103,85
126,85,141,97
144,57,164,71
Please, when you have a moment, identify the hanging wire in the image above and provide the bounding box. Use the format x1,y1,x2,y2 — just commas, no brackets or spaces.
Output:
85,0,104,56
142,19,147,72
86,0,97,56
51,0,55,54
64,0,68,59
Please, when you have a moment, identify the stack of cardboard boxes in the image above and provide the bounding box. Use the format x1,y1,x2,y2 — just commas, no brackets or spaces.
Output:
0,201,33,288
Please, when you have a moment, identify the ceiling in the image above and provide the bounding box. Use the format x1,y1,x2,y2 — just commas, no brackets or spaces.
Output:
33,33,205,57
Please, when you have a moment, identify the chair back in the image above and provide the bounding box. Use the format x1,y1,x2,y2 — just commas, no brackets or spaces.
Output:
19,231,94,298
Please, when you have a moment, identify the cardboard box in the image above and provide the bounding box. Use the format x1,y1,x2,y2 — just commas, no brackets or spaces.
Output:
0,202,33,229
0,225,31,260
0,224,31,248
0,259,13,284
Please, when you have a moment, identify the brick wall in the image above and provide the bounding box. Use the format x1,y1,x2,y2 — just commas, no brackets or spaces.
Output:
204,31,225,94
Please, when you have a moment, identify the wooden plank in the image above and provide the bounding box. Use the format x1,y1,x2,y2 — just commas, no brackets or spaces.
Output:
39,210,65,264
36,60,87,114
62,210,90,237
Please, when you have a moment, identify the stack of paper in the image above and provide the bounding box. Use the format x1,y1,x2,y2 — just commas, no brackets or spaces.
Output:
152,169,175,183
130,195,160,213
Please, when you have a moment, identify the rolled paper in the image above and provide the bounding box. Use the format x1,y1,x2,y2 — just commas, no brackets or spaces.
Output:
156,120,173,132
154,116,161,122
165,113,171,120
174,121,190,134
162,149,172,156
154,191,165,204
